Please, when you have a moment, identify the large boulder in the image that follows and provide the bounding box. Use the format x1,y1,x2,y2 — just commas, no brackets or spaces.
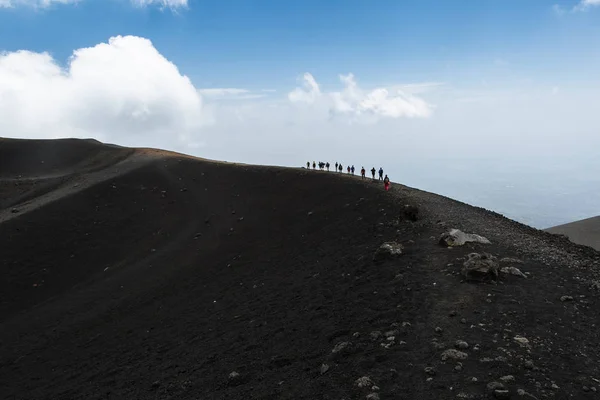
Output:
373,242,404,263
440,229,491,247
462,253,499,281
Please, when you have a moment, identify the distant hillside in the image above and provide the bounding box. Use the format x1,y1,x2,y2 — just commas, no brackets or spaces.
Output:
546,216,600,251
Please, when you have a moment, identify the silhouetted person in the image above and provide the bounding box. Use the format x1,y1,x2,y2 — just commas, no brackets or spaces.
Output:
335,162,338,171
384,174,390,191
347,166,350,174
361,167,366,179
371,167,376,179
307,161,310,169
326,162,330,171
313,161,316,170
378,167,384,180
351,165,355,175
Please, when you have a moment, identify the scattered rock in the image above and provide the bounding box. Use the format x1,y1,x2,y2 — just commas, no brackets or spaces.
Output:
441,349,468,361
500,375,516,383
331,341,351,354
487,382,506,392
460,318,467,324
320,364,330,375
435,327,443,333
494,389,511,399
551,384,559,390
449,310,457,317
590,281,600,291
513,336,530,348
307,211,313,216
370,331,382,340
385,330,399,338
424,367,436,376
373,242,404,263
462,253,499,281
355,376,373,388
560,295,574,302
500,266,527,278
151,380,161,389
366,393,380,400
454,363,463,372
440,229,491,247
11,208,19,213
229,371,240,379
455,340,469,350
524,360,534,370
500,257,524,264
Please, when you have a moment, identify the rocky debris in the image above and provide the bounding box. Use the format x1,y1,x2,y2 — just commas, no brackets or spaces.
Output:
441,349,468,361
462,253,499,281
229,371,240,380
307,211,313,216
560,295,574,302
355,376,373,388
524,360,535,369
434,327,443,333
500,375,516,383
455,340,469,350
373,242,404,263
384,330,398,338
370,331,382,340
439,229,491,247
331,341,351,353
449,310,457,317
494,389,511,399
151,380,161,389
513,336,530,348
500,257,524,264
424,366,436,376
500,266,527,278
487,382,506,392
366,393,380,400
11,208,19,213
320,364,330,375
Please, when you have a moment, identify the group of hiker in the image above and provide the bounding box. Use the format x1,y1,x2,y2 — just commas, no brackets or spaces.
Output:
306,161,391,191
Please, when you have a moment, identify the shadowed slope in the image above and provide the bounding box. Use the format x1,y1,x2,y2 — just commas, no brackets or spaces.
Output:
1,139,599,400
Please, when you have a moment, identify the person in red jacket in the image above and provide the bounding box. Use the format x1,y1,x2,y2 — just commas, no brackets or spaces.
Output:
383,175,390,191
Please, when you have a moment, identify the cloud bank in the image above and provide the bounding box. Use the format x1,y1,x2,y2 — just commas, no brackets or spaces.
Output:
288,73,433,121
0,35,204,147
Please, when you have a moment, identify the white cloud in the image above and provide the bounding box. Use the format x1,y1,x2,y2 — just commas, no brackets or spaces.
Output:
571,0,600,12
0,35,205,147
0,0,186,8
198,88,268,100
288,72,433,121
130,0,187,9
288,73,322,104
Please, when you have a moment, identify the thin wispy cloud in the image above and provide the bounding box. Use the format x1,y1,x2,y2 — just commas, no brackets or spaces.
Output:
0,0,187,8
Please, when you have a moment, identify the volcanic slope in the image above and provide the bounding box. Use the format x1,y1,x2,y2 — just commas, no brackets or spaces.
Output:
1,139,600,400
546,216,600,251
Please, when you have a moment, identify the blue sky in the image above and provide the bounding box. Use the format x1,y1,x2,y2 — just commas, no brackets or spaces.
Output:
1,0,599,88
1,0,600,228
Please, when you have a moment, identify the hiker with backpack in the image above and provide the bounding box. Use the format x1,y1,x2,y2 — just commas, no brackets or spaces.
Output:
361,167,366,179
378,167,384,180
371,167,376,179
383,175,390,191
